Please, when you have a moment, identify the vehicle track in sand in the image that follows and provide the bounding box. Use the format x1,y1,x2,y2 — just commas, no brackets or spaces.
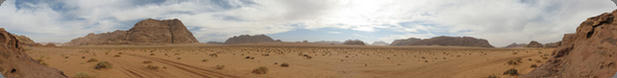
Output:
126,53,239,78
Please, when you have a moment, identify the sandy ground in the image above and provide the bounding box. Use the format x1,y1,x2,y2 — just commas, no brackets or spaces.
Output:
24,44,553,78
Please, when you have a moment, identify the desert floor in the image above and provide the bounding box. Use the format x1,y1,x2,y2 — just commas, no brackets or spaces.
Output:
24,44,553,78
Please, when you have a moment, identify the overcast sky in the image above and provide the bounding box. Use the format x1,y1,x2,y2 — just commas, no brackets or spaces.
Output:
0,0,615,47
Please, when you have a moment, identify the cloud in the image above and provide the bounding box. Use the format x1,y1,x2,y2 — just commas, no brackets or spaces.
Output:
0,0,615,47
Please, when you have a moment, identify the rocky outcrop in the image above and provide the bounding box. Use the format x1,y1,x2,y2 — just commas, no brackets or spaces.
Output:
505,43,526,48
390,38,421,46
342,40,366,45
371,41,389,46
525,10,617,78
224,34,277,44
391,36,494,48
68,19,199,45
526,41,543,48
0,28,67,78
14,35,41,46
543,41,561,48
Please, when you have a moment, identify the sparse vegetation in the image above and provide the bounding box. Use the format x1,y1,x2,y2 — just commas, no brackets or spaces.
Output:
74,72,92,78
87,58,98,63
113,55,121,57
146,65,159,70
143,61,152,64
95,61,112,70
531,64,538,68
487,74,497,78
215,65,225,70
252,66,268,74
507,57,523,65
281,63,289,67
503,68,519,76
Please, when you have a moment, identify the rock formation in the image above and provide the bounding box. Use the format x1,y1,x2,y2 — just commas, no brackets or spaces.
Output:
526,41,543,48
390,38,421,46
68,19,199,45
14,35,41,46
342,40,366,45
224,34,277,44
371,41,389,46
543,41,561,48
0,28,67,78
525,10,617,78
391,36,494,48
505,43,527,48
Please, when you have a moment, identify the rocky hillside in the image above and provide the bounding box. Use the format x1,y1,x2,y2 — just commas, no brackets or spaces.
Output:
14,35,41,46
526,41,543,48
342,40,366,45
504,43,527,48
525,10,617,78
68,19,198,45
391,36,493,48
0,28,67,78
224,34,277,44
371,41,389,46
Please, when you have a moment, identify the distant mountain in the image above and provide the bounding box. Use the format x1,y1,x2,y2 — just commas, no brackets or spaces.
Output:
68,19,198,45
391,36,493,48
224,34,278,44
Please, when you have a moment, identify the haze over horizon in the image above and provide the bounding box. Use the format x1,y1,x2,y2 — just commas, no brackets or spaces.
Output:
0,0,616,47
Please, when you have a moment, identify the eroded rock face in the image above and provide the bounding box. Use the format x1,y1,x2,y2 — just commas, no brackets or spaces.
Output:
525,10,617,78
342,40,366,45
224,34,277,44
390,38,421,46
0,28,67,78
14,35,41,46
68,19,198,45
391,36,494,48
526,41,543,48
371,41,389,46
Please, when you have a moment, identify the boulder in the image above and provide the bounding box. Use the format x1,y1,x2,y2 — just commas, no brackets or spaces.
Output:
526,41,543,48
342,40,366,45
525,10,617,78
0,28,67,78
224,34,277,44
68,19,198,45
391,36,494,48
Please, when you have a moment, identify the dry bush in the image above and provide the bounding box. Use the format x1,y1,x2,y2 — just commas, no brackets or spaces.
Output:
503,68,519,76
215,65,225,70
74,72,92,78
95,61,112,70
280,63,289,67
87,58,98,63
252,66,268,74
143,61,152,64
146,65,159,70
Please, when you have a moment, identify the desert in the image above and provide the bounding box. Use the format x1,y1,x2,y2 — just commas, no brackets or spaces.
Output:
1,0,617,78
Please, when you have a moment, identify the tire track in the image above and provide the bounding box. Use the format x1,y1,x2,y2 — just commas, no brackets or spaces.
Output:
127,54,238,78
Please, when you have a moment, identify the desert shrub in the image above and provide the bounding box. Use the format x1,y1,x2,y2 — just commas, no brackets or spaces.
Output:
252,66,268,74
146,65,159,70
87,58,98,63
487,75,497,78
95,61,112,70
74,72,92,78
113,55,120,57
143,61,152,64
503,68,519,76
507,57,523,65
531,64,538,68
201,59,208,62
280,63,289,67
215,65,225,70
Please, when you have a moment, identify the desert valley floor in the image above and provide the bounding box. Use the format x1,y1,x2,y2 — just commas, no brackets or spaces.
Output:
24,44,553,78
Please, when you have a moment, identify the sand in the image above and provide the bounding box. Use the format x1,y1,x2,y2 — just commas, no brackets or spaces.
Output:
24,44,553,78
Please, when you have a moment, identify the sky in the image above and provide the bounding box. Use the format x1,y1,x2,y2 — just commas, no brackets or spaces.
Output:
0,0,615,47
